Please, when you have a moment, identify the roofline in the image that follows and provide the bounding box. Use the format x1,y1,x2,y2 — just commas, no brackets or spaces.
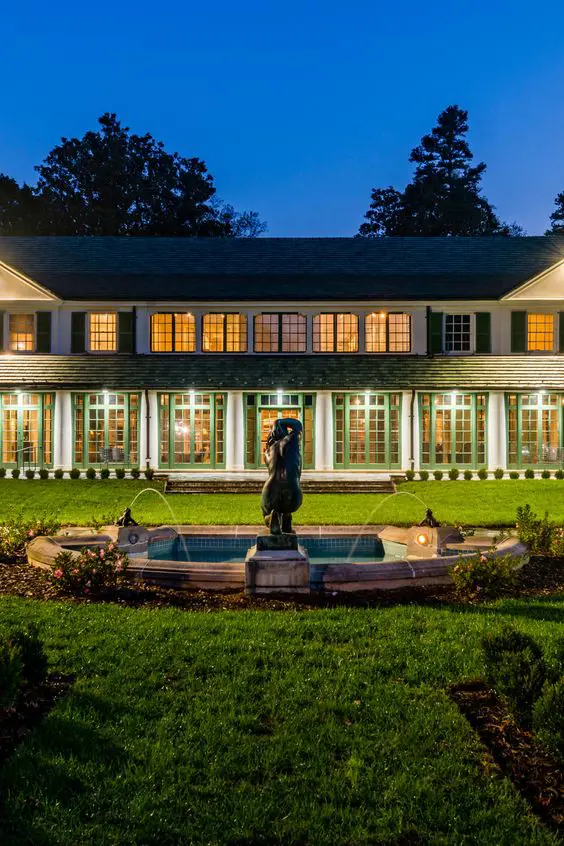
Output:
0,260,61,302
500,257,564,300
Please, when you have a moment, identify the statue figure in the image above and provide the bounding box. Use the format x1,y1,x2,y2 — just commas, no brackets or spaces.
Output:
115,507,138,527
261,418,303,534
419,508,440,528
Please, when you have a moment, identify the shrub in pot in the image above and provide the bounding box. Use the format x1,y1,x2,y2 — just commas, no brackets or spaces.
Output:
115,468,126,480
477,468,488,480
482,627,546,727
38,468,49,480
100,467,110,479
85,467,96,480
448,468,459,481
493,467,504,480
524,468,535,479
54,468,64,479
11,468,20,479
463,470,473,481
25,469,35,480
433,470,443,481
69,468,81,479
541,470,551,479
130,467,141,479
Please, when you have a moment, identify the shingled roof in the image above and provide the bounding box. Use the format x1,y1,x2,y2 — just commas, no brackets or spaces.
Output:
0,236,563,301
2,354,564,391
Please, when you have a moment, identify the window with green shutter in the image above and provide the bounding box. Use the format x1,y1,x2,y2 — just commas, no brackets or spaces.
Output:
427,311,443,354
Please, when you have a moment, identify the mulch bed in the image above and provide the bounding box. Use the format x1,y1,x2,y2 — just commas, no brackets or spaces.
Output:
449,680,564,833
0,673,74,767
0,555,563,612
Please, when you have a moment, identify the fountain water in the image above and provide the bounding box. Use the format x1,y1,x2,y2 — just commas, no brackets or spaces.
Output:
125,487,192,561
347,490,430,561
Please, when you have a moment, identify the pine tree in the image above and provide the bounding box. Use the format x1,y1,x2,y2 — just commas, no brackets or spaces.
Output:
547,191,564,234
359,105,513,237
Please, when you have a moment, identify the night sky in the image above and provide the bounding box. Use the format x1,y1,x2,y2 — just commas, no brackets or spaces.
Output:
2,0,563,236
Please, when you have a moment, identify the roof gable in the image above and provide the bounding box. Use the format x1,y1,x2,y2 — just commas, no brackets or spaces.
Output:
0,261,58,302
502,258,564,300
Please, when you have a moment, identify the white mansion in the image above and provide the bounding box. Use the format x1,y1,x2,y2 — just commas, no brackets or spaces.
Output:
0,235,564,475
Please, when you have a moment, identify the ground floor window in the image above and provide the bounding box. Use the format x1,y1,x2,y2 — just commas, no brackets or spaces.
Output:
420,393,487,468
245,393,314,469
333,393,401,468
0,393,54,467
73,393,140,467
507,393,563,467
159,393,225,468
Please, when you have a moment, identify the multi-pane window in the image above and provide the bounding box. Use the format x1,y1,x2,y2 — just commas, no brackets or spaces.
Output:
365,313,411,352
420,393,487,468
9,315,34,352
527,314,554,351
202,314,247,352
159,393,225,467
313,314,358,352
254,314,306,352
73,393,139,466
445,315,471,353
334,393,401,467
507,393,562,467
89,313,117,352
151,313,195,352
0,393,53,466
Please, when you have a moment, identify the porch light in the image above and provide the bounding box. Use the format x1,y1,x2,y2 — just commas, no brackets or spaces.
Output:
416,532,429,546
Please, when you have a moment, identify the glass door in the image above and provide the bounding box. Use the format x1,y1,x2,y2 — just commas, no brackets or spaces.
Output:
0,394,53,467
245,393,315,469
159,393,225,468
73,393,139,467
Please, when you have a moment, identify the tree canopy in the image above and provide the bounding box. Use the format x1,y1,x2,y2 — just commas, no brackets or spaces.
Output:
0,113,266,237
547,191,564,234
358,105,518,237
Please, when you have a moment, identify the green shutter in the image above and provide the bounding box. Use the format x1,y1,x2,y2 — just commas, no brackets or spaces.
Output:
71,312,86,353
428,311,443,355
475,312,491,354
36,312,52,353
118,311,135,353
511,311,527,353
559,313,564,353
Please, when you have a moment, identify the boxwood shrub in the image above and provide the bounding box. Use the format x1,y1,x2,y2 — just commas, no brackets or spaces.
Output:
509,471,520,479
85,467,96,480
419,470,429,481
448,468,459,481
100,468,110,479
54,468,64,479
144,468,154,480
477,468,488,480
11,468,20,479
115,468,126,480
541,469,551,479
130,467,141,479
524,468,535,479
533,679,564,760
555,469,564,480
38,468,49,480
433,470,443,481
25,469,35,480
493,467,504,480
482,627,546,727
69,468,81,479
463,470,473,481
0,468,6,479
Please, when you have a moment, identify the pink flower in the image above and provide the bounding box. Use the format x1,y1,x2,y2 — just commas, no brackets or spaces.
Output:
108,543,115,551
53,569,63,579
115,563,123,572
83,587,89,594
71,568,79,575
99,548,105,558
28,530,35,537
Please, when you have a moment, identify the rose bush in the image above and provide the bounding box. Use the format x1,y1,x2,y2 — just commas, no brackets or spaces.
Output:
50,541,129,595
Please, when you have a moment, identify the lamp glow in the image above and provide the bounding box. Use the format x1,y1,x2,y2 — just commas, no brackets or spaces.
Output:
416,533,428,546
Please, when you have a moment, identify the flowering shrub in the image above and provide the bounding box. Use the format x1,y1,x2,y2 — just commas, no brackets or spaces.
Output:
450,552,520,599
0,515,60,563
516,504,553,555
50,541,129,595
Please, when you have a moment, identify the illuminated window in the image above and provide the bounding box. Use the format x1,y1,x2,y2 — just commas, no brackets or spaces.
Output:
254,314,306,352
202,314,247,352
89,313,117,352
366,313,411,352
527,314,554,351
9,314,34,351
445,315,471,352
313,314,358,352
151,313,195,352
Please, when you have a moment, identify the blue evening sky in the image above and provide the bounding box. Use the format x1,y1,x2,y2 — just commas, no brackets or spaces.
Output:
2,1,563,236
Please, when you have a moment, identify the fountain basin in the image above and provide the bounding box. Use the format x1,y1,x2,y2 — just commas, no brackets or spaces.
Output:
27,525,528,594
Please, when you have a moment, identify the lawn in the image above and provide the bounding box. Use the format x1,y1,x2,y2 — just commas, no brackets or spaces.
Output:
0,597,562,844
0,479,562,527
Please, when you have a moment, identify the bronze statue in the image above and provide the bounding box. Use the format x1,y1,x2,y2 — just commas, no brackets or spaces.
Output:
115,507,138,527
261,418,303,534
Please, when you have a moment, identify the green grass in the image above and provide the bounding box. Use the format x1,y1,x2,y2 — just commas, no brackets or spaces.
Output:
0,597,562,844
0,479,562,527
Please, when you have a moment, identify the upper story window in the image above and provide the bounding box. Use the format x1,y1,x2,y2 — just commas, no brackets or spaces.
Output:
254,314,306,352
313,314,358,352
445,314,471,353
89,313,117,352
151,313,195,352
365,313,411,352
202,314,247,352
528,314,554,351
9,314,34,351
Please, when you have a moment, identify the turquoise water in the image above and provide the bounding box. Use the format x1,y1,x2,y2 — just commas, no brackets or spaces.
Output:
147,534,406,566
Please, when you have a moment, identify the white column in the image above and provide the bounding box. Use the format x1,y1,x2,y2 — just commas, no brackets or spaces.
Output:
412,391,421,471
148,391,159,469
57,391,73,469
314,391,333,470
226,391,244,471
139,391,148,469
401,391,414,470
488,392,506,470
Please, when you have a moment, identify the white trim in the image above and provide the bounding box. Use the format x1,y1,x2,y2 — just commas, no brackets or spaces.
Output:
0,261,60,302
501,257,564,301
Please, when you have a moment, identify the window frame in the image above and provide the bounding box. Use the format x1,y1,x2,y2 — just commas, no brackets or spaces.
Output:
88,312,118,354
526,313,556,353
365,312,411,353
443,313,473,355
202,313,248,353
8,313,36,353
150,312,196,353
313,313,359,353
253,313,307,353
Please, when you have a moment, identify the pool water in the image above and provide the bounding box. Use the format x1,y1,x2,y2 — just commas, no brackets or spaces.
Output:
146,534,406,566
